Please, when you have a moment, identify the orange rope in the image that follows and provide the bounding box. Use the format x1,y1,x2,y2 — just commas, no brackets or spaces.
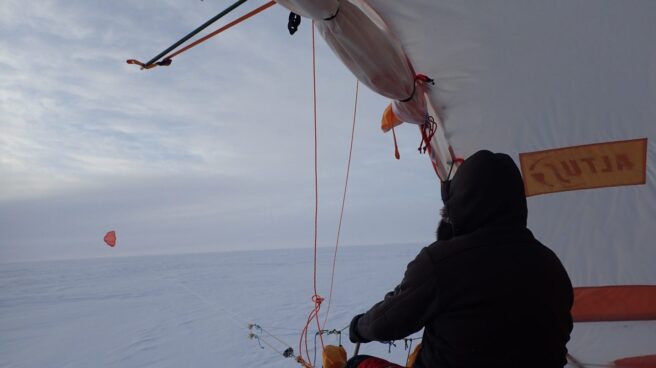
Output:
392,126,401,160
322,79,359,328
166,1,275,61
311,20,324,350
127,1,276,70
298,20,324,368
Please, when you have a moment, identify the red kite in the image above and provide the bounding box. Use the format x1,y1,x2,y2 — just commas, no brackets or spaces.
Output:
104,231,116,247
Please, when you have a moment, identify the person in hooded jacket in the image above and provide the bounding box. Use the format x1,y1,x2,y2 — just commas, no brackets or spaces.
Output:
347,150,574,368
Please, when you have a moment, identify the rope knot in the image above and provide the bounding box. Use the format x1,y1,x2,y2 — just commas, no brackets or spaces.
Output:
126,58,170,70
296,356,313,368
418,114,438,154
312,294,324,305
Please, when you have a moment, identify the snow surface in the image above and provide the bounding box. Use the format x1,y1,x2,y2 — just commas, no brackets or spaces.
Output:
0,244,426,368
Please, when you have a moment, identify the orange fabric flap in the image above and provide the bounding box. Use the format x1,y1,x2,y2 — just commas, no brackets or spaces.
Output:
573,285,656,322
614,354,656,368
381,104,403,132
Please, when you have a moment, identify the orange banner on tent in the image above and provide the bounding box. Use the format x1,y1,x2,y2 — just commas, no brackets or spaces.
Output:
519,138,647,196
572,285,656,322
614,354,656,368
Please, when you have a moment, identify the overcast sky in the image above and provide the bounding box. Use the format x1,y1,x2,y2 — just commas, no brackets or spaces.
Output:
0,0,442,262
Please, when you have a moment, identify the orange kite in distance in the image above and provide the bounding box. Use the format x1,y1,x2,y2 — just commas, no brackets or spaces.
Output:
104,231,116,247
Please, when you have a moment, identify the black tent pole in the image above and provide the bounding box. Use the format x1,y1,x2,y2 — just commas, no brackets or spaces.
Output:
144,0,248,66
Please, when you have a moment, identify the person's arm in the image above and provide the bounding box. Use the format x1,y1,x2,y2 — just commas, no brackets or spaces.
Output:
350,247,439,343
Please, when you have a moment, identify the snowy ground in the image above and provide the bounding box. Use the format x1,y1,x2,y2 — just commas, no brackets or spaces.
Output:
0,243,426,368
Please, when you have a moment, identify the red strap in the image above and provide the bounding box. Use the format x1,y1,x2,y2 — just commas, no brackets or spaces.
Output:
392,127,401,160
414,73,434,85
357,357,405,368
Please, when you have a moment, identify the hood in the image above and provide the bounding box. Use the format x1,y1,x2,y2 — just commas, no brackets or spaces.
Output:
442,150,527,236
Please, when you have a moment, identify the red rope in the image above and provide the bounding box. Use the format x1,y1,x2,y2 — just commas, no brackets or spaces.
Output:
392,126,401,160
300,302,321,362
311,19,325,350
299,21,324,367
166,1,275,61
322,79,359,328
127,1,276,70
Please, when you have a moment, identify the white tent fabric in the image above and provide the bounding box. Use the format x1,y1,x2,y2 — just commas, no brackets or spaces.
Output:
276,0,656,366
276,0,431,127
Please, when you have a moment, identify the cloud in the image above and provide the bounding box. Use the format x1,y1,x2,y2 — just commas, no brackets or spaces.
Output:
0,1,442,262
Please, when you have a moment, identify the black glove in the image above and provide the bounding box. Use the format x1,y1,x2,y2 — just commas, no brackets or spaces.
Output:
349,313,371,343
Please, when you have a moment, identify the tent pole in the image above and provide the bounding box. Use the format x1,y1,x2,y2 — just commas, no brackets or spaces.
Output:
144,0,248,66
